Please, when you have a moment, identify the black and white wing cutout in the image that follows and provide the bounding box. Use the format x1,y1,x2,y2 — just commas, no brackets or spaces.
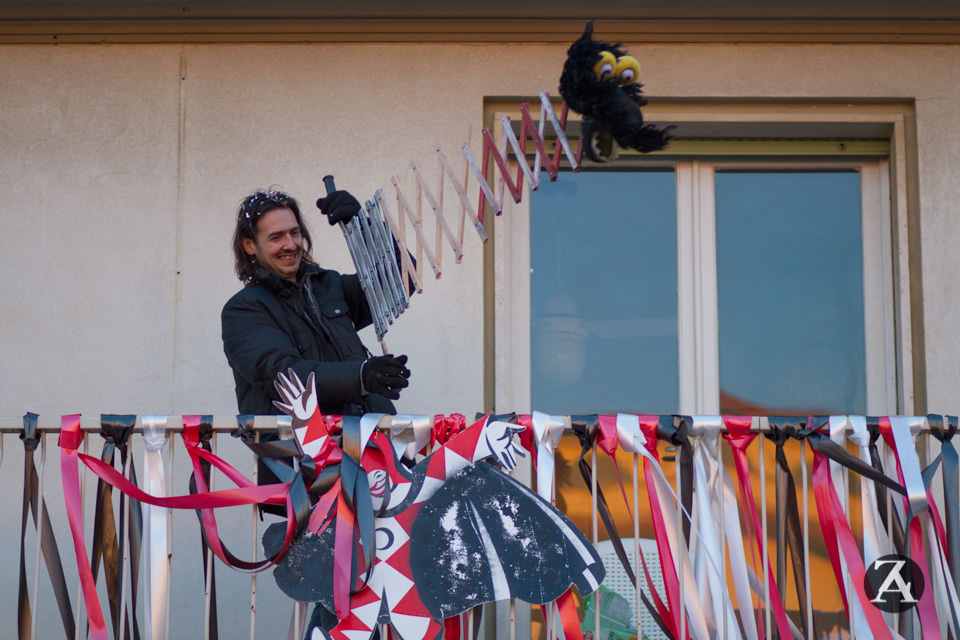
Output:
410,462,605,619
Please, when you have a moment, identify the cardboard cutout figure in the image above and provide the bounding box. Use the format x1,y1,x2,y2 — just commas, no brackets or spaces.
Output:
264,370,604,640
559,20,674,161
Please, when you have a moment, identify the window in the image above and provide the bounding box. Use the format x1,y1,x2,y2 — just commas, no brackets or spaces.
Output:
489,100,914,416
524,161,894,415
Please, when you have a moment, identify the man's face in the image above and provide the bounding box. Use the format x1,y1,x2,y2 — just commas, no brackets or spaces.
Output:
242,207,303,282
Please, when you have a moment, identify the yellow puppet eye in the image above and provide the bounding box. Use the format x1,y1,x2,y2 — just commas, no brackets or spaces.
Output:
615,56,641,85
593,51,617,81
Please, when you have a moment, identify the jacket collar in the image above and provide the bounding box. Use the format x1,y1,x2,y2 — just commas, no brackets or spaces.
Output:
250,263,323,294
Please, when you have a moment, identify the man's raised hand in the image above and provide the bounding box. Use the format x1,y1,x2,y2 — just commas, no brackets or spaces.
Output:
316,190,362,226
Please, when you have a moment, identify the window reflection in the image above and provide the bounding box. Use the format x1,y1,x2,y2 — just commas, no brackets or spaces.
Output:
715,171,866,415
530,171,678,414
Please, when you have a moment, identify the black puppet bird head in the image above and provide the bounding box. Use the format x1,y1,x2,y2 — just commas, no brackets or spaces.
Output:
559,21,674,162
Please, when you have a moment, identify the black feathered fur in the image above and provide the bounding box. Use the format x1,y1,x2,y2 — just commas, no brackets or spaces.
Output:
558,21,673,160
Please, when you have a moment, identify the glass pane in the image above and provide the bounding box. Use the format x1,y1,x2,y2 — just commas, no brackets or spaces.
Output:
716,171,866,414
530,171,678,414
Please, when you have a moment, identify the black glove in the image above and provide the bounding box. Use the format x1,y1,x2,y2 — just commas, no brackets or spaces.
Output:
360,354,411,400
316,190,361,226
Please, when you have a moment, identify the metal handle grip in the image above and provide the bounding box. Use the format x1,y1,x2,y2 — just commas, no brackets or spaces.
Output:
322,174,336,196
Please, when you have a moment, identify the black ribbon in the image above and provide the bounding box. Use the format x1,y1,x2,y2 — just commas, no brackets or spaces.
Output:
232,415,257,446
928,414,960,596
764,416,811,636
570,415,674,640
90,414,141,640
244,438,316,537
799,416,906,496
656,415,693,545
339,416,378,594
192,417,218,640
865,418,907,556
18,413,75,640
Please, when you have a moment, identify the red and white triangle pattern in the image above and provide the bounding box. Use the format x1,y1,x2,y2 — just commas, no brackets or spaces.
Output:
306,416,497,640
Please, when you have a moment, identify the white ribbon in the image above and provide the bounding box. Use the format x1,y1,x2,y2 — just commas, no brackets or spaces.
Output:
360,413,384,452
616,414,711,640
847,415,902,634
890,417,928,517
690,416,747,640
142,416,169,640
531,411,567,502
827,416,871,638
386,415,432,461
891,416,960,637
847,416,889,565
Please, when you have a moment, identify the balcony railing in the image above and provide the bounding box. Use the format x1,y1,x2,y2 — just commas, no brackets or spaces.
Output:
1,413,954,640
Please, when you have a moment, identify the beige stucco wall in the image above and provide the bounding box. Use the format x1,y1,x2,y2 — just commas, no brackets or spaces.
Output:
2,39,960,635
3,41,959,418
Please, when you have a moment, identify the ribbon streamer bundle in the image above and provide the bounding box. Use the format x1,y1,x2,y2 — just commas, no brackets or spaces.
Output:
12,411,960,639
332,92,581,345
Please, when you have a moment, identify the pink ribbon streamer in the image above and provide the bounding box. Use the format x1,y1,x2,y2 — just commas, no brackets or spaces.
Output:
721,416,793,640
59,415,109,640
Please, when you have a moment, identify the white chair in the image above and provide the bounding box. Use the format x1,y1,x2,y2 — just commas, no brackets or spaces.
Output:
595,537,670,640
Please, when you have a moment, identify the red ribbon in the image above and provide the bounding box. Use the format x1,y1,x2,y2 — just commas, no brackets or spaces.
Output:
597,415,634,521
811,444,894,639
78,451,289,508
555,588,583,640
517,414,537,465
431,413,466,448
181,417,298,571
333,482,358,619
306,479,340,536
879,419,943,638
637,415,686,640
59,415,110,640
536,587,584,640
721,415,793,640
65,420,300,575
443,616,461,639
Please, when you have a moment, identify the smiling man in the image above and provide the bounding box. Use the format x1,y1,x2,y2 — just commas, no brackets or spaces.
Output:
221,188,411,417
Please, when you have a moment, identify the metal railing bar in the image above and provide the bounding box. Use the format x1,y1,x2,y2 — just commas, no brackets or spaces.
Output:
165,432,174,640
842,435,853,640
633,453,641,640
1,415,941,434
119,453,131,640
250,430,259,640
203,433,217,640
676,448,685,640
0,416,273,434
591,445,599,640
719,437,727,640
73,433,88,640
30,433,47,640
760,420,771,638
802,439,813,640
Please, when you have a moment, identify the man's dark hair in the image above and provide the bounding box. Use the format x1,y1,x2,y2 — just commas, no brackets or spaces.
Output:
232,189,317,283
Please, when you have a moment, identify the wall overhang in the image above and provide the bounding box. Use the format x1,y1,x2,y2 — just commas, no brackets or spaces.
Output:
5,17,960,44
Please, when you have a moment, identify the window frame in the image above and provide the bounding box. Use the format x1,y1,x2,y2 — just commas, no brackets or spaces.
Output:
486,100,916,416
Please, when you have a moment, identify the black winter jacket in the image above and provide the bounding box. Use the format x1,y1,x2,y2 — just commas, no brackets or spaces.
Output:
221,263,395,416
